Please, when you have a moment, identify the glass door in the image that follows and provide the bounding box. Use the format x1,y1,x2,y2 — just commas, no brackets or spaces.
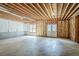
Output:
47,24,57,37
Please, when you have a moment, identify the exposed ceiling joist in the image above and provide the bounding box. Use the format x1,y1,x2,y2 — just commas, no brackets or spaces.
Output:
62,3,70,20
0,3,78,23
64,3,76,20
66,4,79,20
24,3,43,19
37,3,49,19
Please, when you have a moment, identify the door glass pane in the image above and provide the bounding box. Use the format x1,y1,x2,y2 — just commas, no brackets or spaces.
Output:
52,24,57,31
47,24,52,32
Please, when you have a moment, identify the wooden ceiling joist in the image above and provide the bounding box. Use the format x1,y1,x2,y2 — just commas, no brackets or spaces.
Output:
63,3,76,20
24,3,43,19
66,4,79,20
43,3,51,19
50,4,57,21
61,3,70,20
0,3,78,23
36,3,49,19
60,3,64,20
30,3,46,19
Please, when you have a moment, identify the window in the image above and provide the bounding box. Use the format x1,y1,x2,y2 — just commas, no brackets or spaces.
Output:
0,19,8,32
24,24,29,32
24,24,36,32
52,24,57,31
32,24,36,32
25,24,28,31
47,24,52,32
47,24,57,32
29,24,33,32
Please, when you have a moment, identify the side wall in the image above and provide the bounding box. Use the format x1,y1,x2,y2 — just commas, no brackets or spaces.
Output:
69,10,79,42
0,11,25,39
57,20,69,38
69,17,75,41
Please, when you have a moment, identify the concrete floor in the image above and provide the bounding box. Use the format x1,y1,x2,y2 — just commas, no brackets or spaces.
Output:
0,36,79,56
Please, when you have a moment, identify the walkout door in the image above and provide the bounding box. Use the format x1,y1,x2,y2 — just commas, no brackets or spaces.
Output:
47,24,57,37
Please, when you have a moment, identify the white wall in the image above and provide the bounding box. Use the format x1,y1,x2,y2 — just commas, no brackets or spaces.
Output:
0,18,25,39
0,18,24,32
0,19,8,32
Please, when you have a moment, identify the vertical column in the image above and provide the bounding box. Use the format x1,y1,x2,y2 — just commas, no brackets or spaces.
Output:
75,15,79,43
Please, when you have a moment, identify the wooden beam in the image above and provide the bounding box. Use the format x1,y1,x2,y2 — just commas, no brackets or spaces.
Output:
6,3,36,20
62,3,70,20
10,3,36,21
30,3,45,18
50,3,56,21
18,3,39,19
36,3,49,19
63,3,76,20
15,3,39,20
24,3,43,19
66,4,79,20
59,3,63,20
0,4,22,16
43,3,51,19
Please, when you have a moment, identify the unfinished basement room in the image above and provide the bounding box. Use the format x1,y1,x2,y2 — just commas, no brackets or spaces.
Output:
0,3,79,56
